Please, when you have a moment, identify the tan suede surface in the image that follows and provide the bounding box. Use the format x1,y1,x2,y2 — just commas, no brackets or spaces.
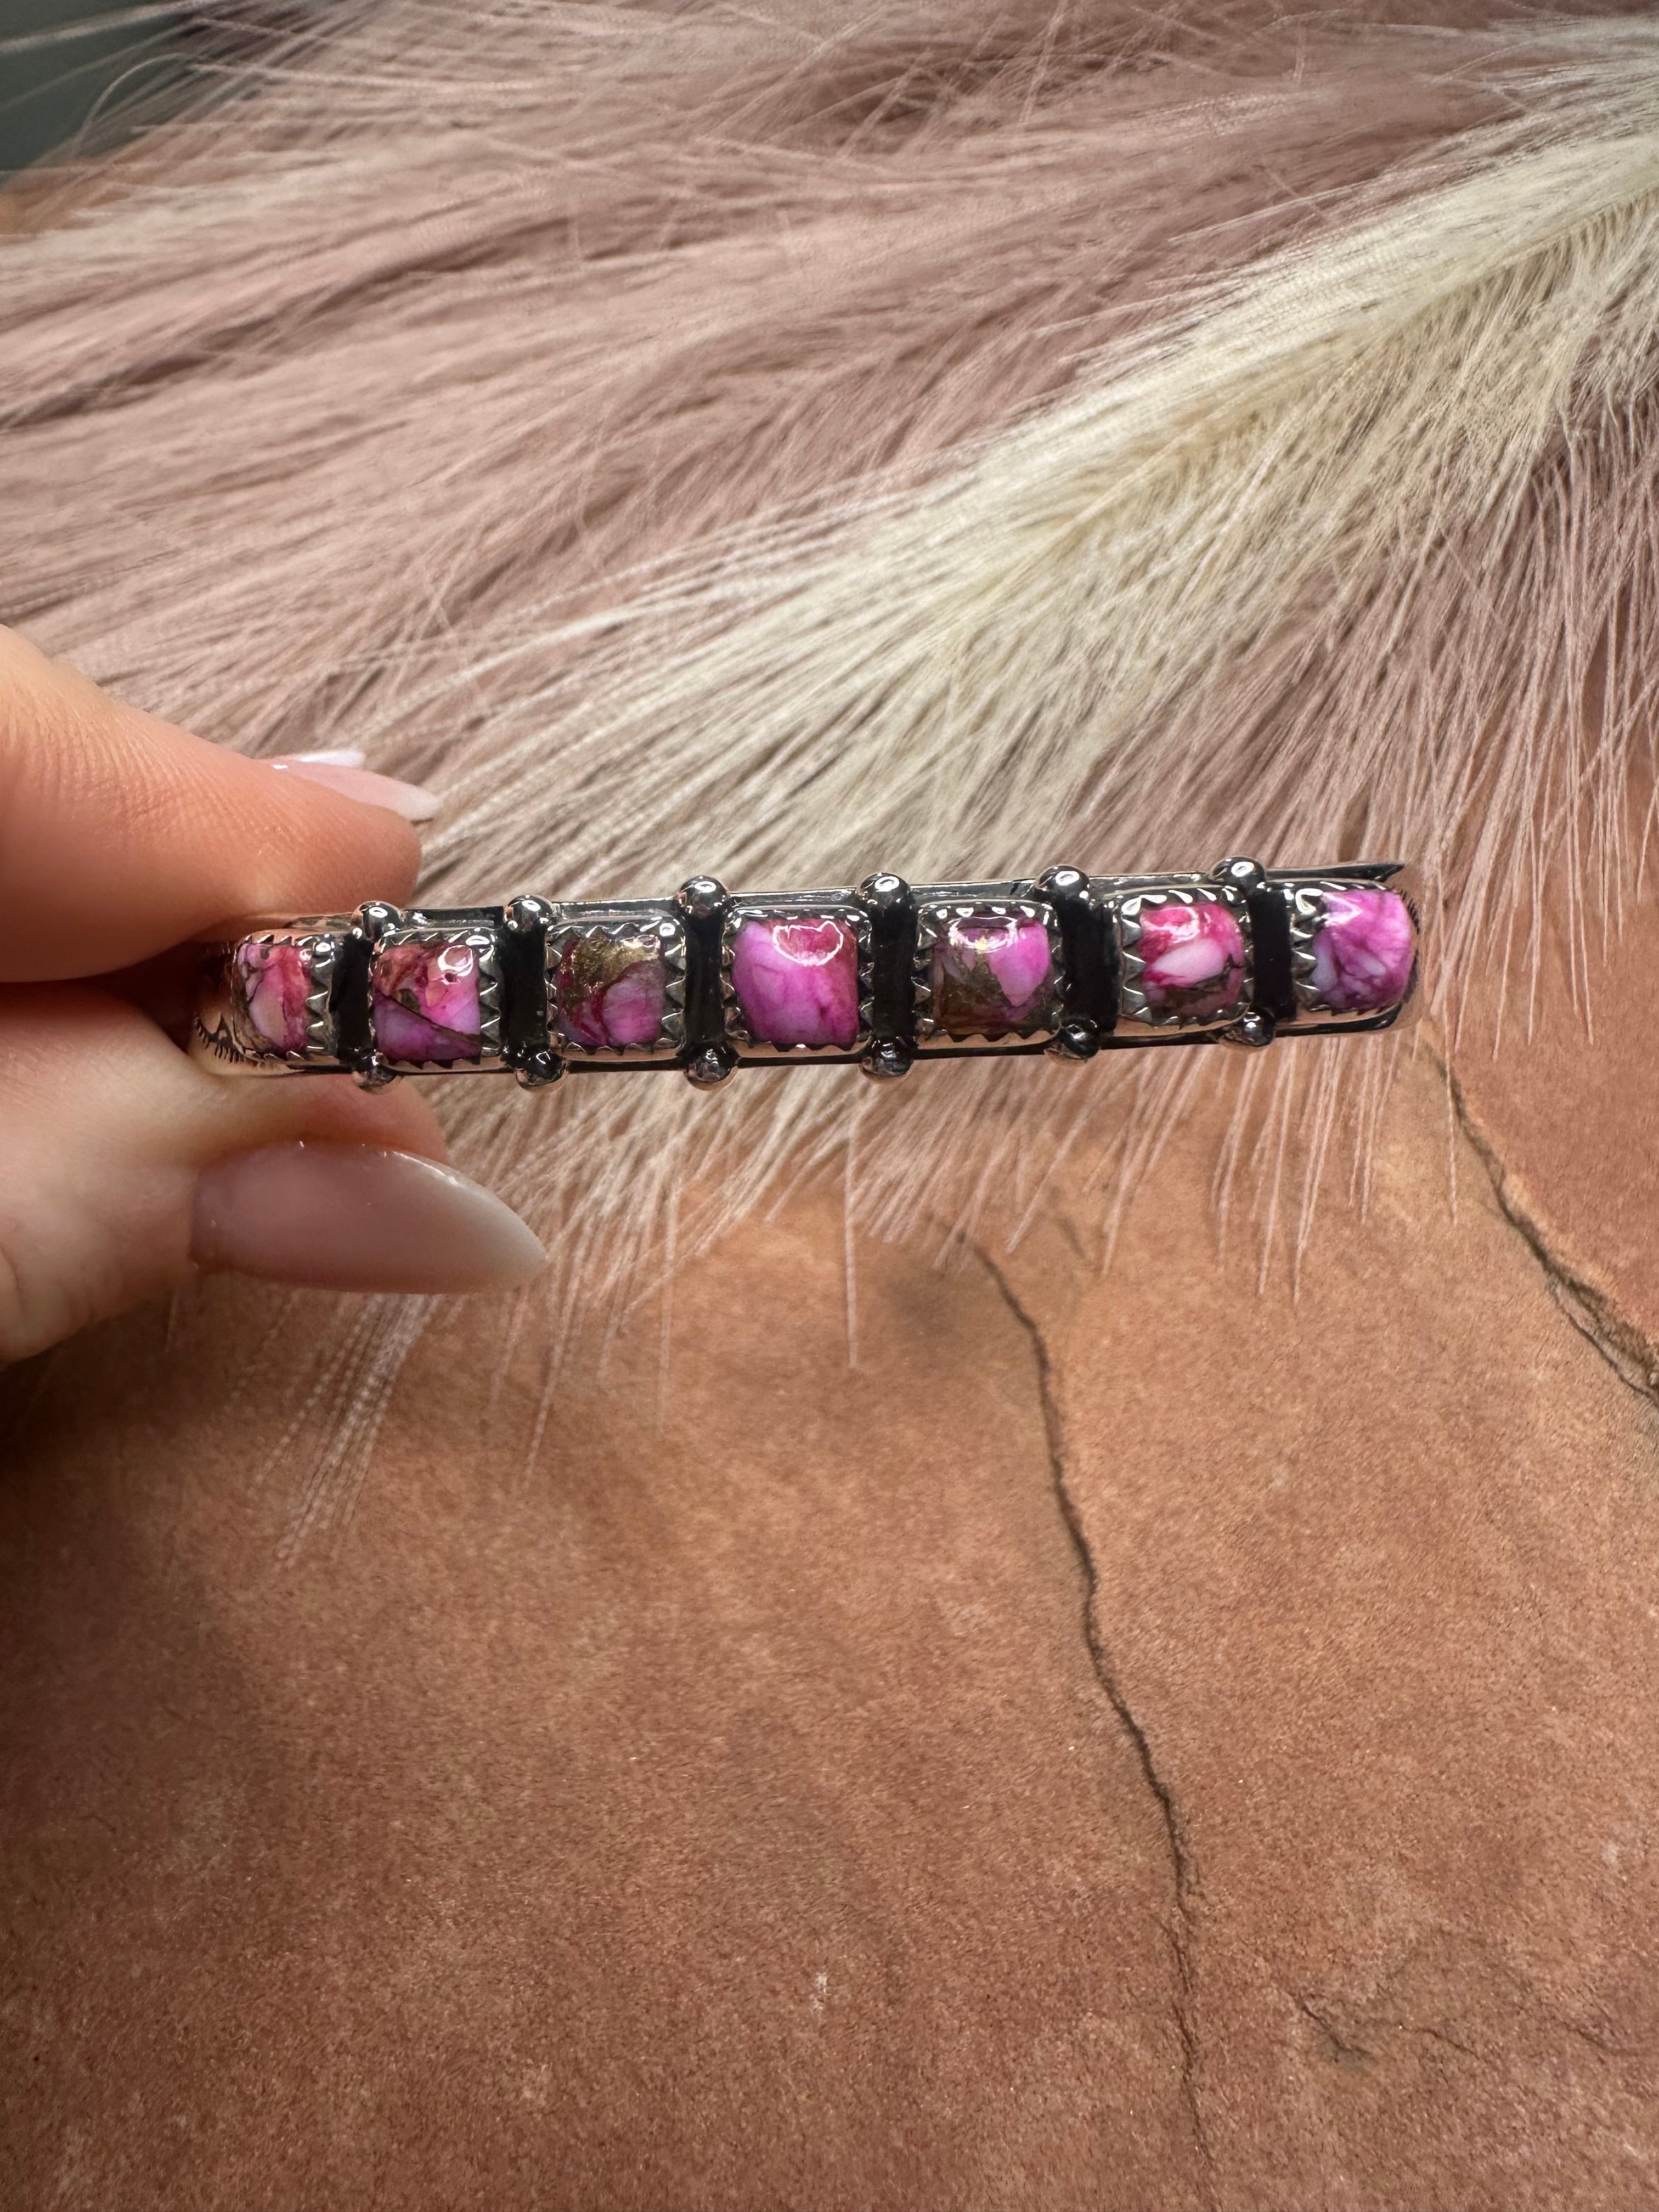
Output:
4,906,1658,2208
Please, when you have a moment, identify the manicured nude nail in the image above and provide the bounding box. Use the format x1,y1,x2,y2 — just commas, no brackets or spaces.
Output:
268,754,439,822
191,1143,546,1293
283,746,366,769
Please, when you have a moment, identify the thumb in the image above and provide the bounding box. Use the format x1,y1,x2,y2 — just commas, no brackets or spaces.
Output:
0,986,545,1363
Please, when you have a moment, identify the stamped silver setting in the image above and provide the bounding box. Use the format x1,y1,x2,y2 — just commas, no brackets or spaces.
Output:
913,896,1064,1050
1288,883,1340,1018
1111,881,1251,1030
294,933,338,1061
547,908,686,1060
719,898,872,1059
371,919,505,1072
191,922,344,1074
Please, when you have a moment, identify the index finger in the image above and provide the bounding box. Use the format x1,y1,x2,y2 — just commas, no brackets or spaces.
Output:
0,627,423,981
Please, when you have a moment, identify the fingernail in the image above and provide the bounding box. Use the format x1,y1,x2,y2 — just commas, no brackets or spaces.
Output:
283,746,366,770
268,755,440,822
191,1143,546,1294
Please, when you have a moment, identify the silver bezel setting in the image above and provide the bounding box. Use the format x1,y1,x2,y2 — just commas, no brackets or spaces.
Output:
371,922,505,1071
913,898,1065,1050
546,911,687,1061
1114,882,1251,1030
1286,880,1417,1024
720,899,872,1059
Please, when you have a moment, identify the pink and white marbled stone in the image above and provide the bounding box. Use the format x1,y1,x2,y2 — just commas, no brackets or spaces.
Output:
730,916,860,1050
372,939,483,1063
932,912,1057,1035
1309,886,1416,1013
235,938,312,1054
1135,898,1245,1020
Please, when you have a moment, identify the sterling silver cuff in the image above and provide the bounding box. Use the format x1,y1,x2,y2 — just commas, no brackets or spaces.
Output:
190,859,1419,1090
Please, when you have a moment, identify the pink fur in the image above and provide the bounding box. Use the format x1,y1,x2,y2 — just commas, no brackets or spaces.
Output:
5,2,1659,1499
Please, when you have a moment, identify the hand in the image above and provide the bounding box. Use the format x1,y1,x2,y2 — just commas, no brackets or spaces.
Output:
0,627,545,1362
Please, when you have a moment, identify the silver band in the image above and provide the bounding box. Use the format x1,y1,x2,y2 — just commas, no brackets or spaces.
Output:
191,857,1419,1090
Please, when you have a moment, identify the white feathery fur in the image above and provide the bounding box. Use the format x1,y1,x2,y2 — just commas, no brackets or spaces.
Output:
3,6,1516,753
404,26,1659,1312
7,5,1659,1500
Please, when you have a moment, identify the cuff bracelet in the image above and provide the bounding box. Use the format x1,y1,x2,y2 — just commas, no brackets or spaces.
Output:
190,858,1419,1090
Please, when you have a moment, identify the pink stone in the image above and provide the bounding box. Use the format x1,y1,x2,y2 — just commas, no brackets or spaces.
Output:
235,938,311,1054
554,933,669,1053
602,961,668,1046
1310,885,1416,1013
731,916,860,1050
373,939,483,1063
1135,898,1245,1020
932,912,1057,1036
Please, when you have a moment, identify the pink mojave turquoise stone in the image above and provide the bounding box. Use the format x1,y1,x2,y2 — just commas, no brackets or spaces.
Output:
234,937,312,1054
553,933,670,1053
931,911,1057,1036
730,915,861,1049
1135,898,1245,1019
372,938,483,1063
1309,885,1417,1013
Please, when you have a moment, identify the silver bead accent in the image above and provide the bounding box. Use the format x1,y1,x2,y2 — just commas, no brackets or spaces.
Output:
676,877,730,922
514,1050,565,1090
1038,865,1090,898
1047,1018,1101,1062
505,894,556,934
685,1043,737,1087
355,899,404,940
1214,855,1267,892
1223,1008,1276,1048
858,872,910,917
860,1039,913,1080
